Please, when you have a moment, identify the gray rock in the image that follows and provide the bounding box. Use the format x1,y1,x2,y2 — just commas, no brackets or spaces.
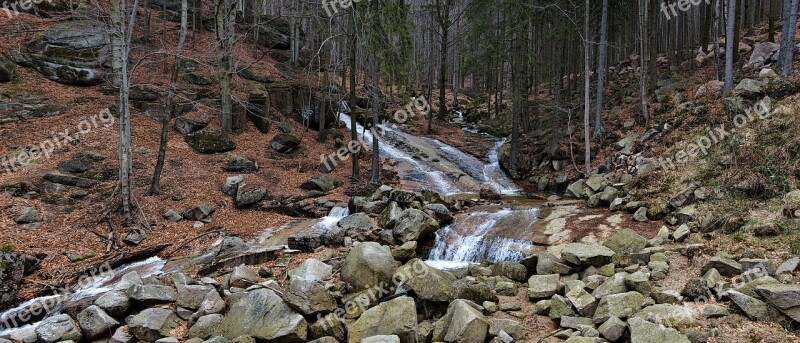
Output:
561,243,616,268
226,155,257,172
127,308,179,342
488,319,522,339
162,209,183,222
627,317,690,343
77,305,119,340
187,314,223,340
728,290,784,322
177,284,216,310
392,208,439,243
35,314,83,343
452,278,498,303
701,255,742,277
424,203,453,224
94,291,131,318
0,253,25,308
490,261,528,282
222,175,244,196
361,335,401,343
300,174,337,192
128,284,176,304
776,257,800,275
234,183,267,208
591,273,629,299
673,224,691,242
597,316,626,342
567,180,587,198
111,326,133,343
527,274,559,299
549,295,575,319
652,290,683,304
0,52,15,82
702,304,730,318
348,296,418,343
433,299,488,343
681,279,710,300
603,229,647,254
183,204,215,221
635,304,696,328
536,253,573,275
15,207,42,224
395,259,455,302
566,287,597,317
287,258,332,282
391,241,417,262
215,289,306,342
633,207,648,222
25,21,109,85
585,175,606,192
228,266,260,288
271,133,300,153
341,242,399,293
593,291,644,323
756,283,800,310
284,278,336,316
185,129,236,154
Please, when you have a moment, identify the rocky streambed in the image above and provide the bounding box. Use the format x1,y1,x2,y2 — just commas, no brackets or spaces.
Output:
2,183,800,343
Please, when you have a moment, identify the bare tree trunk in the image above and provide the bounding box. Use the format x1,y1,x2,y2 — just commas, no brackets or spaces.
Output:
111,0,139,227
150,0,187,195
714,0,722,81
583,0,591,175
725,0,737,91
370,59,380,184
594,0,609,138
639,0,649,123
214,0,236,132
349,9,359,179
779,0,800,76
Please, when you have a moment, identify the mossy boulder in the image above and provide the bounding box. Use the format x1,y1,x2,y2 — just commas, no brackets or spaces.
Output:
24,21,109,85
185,129,236,154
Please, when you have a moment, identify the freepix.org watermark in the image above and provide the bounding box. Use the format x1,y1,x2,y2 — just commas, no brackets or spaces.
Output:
0,108,115,174
1,0,54,18
658,98,772,171
321,0,370,17
660,0,713,20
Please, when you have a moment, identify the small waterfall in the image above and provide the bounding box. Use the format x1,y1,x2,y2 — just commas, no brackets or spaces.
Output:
0,257,165,337
336,112,461,194
313,206,350,231
426,137,521,195
484,138,522,195
427,207,539,268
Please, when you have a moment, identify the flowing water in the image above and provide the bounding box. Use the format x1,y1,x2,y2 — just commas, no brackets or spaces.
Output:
336,109,538,269
0,257,166,338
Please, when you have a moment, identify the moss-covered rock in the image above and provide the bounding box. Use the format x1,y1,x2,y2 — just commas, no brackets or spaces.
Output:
24,21,109,85
271,133,300,153
185,129,236,154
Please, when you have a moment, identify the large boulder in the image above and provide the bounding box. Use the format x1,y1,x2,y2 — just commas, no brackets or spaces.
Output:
561,243,616,267
271,133,300,153
0,53,15,82
24,21,109,85
77,305,120,340
593,291,644,323
756,284,800,321
216,288,307,342
256,15,301,50
300,174,337,192
627,317,690,343
127,308,180,342
185,129,236,154
392,208,439,243
348,296,418,343
35,314,83,343
341,242,400,293
287,258,333,282
395,259,456,302
284,278,337,316
747,42,780,67
602,229,647,254
432,299,489,343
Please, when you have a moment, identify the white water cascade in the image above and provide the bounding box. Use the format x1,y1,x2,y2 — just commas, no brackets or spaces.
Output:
426,207,540,269
0,257,166,337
